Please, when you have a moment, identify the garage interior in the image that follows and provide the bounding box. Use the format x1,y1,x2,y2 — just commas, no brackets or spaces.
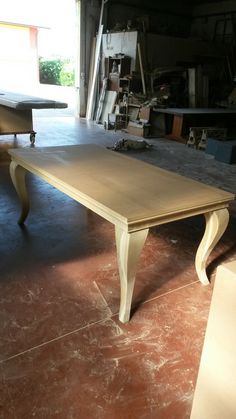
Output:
1,1,236,418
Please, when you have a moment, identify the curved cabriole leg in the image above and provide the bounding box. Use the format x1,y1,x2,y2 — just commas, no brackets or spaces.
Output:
10,161,29,225
195,208,229,285
115,226,149,323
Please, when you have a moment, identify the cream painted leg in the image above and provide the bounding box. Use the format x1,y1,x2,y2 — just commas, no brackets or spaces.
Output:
115,227,149,323
10,161,29,225
195,208,229,285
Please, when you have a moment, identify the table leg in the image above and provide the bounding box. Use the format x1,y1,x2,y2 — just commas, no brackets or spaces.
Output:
195,208,229,285
115,226,149,323
166,115,186,143
10,161,29,225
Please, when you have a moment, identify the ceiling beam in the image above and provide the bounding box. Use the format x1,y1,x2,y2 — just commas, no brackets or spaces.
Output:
193,1,236,17
107,0,192,17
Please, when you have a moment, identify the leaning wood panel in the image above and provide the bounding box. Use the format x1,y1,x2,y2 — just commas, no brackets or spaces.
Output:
191,260,236,419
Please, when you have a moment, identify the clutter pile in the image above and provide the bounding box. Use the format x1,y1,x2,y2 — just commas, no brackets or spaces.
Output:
90,45,187,138
107,138,153,151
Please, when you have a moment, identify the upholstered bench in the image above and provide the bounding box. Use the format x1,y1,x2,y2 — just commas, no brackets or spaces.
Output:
0,89,67,144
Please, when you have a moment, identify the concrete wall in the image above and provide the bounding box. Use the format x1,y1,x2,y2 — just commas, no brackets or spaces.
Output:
102,30,226,74
139,33,226,71
191,1,236,42
105,3,191,37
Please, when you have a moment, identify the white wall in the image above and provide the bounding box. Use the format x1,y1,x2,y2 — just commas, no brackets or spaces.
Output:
102,31,138,72
0,24,39,92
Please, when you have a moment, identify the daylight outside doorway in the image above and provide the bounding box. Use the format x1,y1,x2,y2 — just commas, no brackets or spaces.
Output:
0,0,77,117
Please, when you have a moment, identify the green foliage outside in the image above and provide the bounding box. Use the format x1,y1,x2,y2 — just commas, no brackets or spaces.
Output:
39,58,75,86
60,60,75,86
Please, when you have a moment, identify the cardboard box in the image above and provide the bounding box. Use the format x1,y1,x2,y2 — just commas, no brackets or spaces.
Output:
139,106,151,123
127,121,150,137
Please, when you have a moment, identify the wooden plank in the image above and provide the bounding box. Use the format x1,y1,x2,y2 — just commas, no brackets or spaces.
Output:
86,36,96,117
188,68,197,107
86,0,107,120
137,43,146,96
86,24,103,120
95,77,108,123
100,90,117,124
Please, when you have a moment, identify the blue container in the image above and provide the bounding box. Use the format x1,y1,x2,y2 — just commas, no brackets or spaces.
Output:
205,138,223,155
215,140,236,164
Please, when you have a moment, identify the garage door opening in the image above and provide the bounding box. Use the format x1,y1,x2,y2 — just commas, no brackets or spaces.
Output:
0,0,78,116
37,0,77,116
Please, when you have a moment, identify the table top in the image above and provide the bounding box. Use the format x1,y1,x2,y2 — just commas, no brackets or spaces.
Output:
0,89,68,110
154,107,236,116
9,144,234,231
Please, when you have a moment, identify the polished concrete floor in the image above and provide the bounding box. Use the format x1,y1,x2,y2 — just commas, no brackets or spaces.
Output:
0,113,236,418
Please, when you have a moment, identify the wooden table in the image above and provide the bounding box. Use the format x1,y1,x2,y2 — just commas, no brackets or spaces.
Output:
155,107,236,143
8,144,235,323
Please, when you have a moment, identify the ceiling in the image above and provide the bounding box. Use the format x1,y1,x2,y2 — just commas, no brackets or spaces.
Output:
109,0,234,8
189,0,232,2
107,0,235,17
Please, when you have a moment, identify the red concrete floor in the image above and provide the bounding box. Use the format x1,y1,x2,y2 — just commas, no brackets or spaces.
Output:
0,115,236,418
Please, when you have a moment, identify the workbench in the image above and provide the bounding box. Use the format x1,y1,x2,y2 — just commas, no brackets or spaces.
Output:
0,89,68,144
154,107,236,143
8,144,234,323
